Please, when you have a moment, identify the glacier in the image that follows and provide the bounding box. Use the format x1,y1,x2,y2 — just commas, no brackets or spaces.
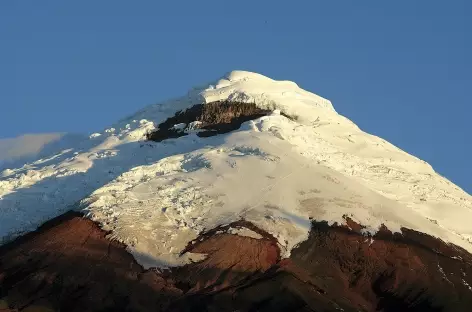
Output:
1,70,471,268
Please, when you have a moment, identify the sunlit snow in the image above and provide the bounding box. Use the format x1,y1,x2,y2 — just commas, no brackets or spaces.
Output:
1,71,471,269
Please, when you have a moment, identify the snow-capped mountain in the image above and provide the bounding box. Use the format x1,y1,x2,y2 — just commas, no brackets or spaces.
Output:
2,71,472,312
1,71,471,268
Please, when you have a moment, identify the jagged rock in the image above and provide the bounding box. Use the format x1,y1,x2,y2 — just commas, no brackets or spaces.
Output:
147,100,272,141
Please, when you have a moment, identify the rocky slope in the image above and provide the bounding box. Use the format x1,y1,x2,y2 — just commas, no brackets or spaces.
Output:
1,211,472,311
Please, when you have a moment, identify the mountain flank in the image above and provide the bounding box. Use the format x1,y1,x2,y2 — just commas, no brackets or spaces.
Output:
1,211,471,311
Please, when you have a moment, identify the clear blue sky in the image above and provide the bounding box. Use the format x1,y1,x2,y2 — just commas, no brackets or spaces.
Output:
1,1,470,193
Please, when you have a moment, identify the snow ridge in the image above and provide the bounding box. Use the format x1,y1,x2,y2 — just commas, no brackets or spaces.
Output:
1,70,471,269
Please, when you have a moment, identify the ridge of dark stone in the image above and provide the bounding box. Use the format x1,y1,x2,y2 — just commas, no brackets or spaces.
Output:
146,100,273,142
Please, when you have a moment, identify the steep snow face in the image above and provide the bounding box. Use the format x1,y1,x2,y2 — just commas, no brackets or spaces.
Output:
1,71,471,269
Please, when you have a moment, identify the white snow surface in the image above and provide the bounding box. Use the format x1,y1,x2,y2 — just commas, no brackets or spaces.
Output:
1,71,471,269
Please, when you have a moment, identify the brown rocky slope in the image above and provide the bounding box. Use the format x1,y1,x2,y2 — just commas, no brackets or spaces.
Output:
1,211,472,311
146,100,278,141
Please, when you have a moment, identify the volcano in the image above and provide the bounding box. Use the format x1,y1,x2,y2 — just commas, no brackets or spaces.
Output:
1,71,471,311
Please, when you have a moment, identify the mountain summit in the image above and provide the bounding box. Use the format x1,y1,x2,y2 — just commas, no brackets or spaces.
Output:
1,71,471,311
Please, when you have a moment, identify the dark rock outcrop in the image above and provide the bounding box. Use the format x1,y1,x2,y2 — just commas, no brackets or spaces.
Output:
146,101,272,142
1,212,472,311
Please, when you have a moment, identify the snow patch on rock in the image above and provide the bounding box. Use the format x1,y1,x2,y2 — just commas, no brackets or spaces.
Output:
228,227,263,240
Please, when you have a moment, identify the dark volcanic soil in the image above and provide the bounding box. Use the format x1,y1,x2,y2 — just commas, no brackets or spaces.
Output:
1,212,472,312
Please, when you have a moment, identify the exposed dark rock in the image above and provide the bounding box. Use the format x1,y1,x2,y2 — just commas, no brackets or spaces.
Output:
146,101,272,142
1,212,472,311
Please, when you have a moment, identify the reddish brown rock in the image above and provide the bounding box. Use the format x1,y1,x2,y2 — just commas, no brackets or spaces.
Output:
172,219,472,311
1,212,472,311
174,221,280,293
0,211,182,312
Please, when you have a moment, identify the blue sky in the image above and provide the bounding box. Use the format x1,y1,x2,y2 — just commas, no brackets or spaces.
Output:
1,1,470,193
